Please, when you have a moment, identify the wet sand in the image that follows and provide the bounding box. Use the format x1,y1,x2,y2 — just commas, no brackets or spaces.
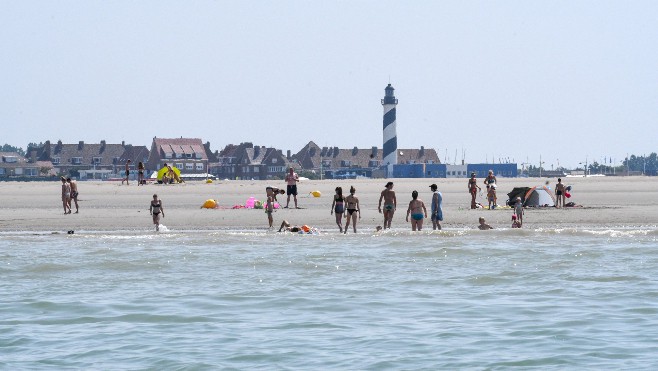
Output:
1,177,657,233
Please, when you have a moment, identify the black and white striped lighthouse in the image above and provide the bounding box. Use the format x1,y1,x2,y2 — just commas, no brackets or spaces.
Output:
381,84,398,171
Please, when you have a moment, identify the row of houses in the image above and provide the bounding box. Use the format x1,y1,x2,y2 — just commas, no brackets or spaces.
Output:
2,137,516,180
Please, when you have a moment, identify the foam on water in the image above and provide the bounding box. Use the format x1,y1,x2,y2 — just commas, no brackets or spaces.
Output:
1,227,658,368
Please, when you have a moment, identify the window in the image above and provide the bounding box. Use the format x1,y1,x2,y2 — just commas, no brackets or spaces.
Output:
195,163,204,171
52,157,60,164
368,160,379,167
272,158,277,164
175,163,184,169
185,163,194,170
2,156,18,163
242,166,248,173
72,157,82,165
25,168,37,176
93,157,102,164
165,153,173,159
253,166,259,172
268,166,284,173
427,160,434,164
0,168,5,175
195,152,203,159
322,160,332,167
185,153,192,158
340,160,351,167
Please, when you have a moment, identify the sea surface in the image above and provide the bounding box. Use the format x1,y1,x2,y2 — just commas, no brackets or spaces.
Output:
1,227,658,370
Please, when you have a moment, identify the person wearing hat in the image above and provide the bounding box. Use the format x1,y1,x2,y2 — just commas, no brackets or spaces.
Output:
468,172,480,209
429,183,443,230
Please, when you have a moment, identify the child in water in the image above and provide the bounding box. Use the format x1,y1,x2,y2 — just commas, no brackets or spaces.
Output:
511,214,521,228
478,217,493,230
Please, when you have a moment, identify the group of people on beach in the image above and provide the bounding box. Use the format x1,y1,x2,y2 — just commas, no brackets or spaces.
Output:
60,176,79,214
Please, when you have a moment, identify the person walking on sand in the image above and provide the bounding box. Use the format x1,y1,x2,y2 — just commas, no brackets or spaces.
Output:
555,178,566,208
331,186,345,232
429,183,443,230
61,176,71,214
284,167,299,208
137,161,145,186
468,172,480,209
67,177,79,213
149,194,164,231
344,186,360,234
405,190,428,231
378,182,396,229
122,160,131,185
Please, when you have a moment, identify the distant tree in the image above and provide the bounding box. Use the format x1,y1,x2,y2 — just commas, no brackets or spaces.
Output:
39,166,52,176
1,144,25,156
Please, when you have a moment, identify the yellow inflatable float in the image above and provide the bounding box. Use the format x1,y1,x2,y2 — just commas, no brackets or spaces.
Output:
201,199,218,209
310,191,321,198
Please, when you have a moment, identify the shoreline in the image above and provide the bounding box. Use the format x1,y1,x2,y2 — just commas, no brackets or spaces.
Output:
1,177,657,233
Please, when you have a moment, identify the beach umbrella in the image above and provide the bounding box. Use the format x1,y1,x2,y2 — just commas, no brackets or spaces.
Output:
157,166,181,181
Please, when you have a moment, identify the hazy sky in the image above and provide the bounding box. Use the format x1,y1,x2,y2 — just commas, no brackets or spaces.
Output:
2,1,657,168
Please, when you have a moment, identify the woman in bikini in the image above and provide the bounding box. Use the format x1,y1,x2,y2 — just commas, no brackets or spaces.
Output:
468,172,480,209
344,186,360,234
331,186,345,232
149,194,164,231
405,190,427,231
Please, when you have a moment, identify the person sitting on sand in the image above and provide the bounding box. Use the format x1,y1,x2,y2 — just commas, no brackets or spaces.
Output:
511,214,521,228
478,217,493,230
405,190,428,231
149,194,164,231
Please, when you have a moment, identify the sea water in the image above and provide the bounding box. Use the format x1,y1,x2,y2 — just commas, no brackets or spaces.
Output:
1,228,657,369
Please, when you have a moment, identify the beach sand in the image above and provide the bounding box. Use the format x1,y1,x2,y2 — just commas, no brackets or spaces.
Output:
1,177,657,233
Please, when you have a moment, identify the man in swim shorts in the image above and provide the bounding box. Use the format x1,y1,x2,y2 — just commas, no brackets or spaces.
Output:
378,182,396,229
555,178,566,208
284,167,299,209
67,177,79,213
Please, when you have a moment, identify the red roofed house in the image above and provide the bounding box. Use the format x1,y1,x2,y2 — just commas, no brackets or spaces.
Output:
146,137,209,174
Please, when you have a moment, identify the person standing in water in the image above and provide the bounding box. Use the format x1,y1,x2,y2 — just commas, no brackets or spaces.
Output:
284,167,300,209
468,172,480,209
149,194,164,231
330,186,345,233
67,177,79,213
405,190,428,231
61,176,71,214
344,186,360,234
378,181,396,229
429,183,443,230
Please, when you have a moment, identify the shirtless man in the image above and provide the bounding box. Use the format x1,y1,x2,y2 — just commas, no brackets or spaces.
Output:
122,160,131,185
67,177,79,213
555,178,566,208
284,167,299,209
405,190,428,231
378,182,396,229
61,176,71,214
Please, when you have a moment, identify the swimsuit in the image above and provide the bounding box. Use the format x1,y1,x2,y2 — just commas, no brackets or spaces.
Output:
411,213,424,221
287,184,298,196
347,209,357,215
151,202,161,214
431,191,443,221
556,190,563,196
334,196,344,213
384,204,394,211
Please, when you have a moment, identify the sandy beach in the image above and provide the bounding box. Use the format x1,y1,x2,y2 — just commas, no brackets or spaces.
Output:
1,177,657,233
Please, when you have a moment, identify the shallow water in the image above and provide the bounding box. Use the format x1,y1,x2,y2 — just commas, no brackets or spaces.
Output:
1,228,658,369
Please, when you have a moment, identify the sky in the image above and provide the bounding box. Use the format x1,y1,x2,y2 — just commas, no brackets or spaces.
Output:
2,1,657,169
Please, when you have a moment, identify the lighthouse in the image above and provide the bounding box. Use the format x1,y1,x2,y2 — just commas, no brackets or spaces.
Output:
381,84,398,173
